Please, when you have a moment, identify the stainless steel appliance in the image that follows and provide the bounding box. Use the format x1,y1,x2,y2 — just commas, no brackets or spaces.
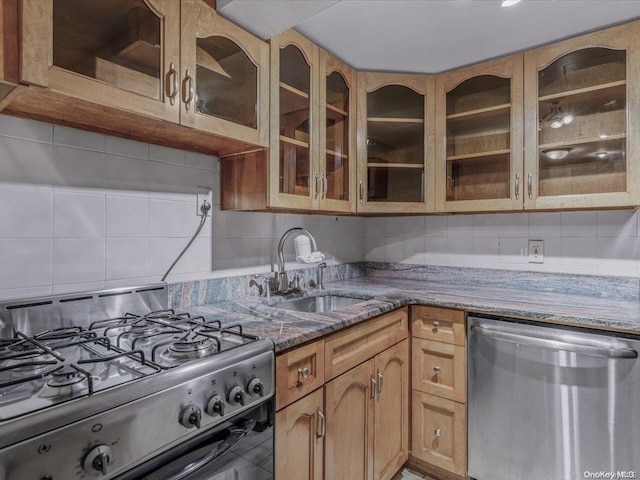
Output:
0,284,274,480
468,314,640,480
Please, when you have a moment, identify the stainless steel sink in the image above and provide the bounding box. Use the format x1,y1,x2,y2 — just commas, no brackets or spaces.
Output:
273,295,370,313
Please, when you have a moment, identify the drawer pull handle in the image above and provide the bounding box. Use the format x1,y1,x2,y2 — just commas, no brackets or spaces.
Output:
433,366,441,374
377,371,383,395
432,321,440,329
297,367,310,385
434,428,441,437
370,376,377,399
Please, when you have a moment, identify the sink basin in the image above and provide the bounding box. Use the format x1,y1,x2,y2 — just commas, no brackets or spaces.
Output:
273,295,370,314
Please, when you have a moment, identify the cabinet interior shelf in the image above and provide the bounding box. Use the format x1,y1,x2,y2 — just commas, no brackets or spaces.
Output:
447,149,511,162
280,135,309,148
446,103,510,120
327,149,348,159
279,81,309,99
367,162,424,169
367,117,424,124
538,79,626,102
327,104,348,116
539,133,626,150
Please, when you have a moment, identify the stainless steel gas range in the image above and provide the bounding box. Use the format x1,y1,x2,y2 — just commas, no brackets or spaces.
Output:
0,284,275,480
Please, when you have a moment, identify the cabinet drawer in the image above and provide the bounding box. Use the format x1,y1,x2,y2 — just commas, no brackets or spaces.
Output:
411,306,465,345
412,338,465,403
324,307,408,381
411,391,466,477
276,340,325,410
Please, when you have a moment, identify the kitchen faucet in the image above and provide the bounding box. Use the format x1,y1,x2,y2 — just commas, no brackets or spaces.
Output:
274,227,320,294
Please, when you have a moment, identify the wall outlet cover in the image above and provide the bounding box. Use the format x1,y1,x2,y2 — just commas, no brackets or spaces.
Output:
528,239,544,263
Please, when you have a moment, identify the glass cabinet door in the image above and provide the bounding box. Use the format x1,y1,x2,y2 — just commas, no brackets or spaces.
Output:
319,53,355,212
357,73,434,213
180,2,269,147
21,0,181,122
436,54,524,212
269,30,319,209
524,22,640,209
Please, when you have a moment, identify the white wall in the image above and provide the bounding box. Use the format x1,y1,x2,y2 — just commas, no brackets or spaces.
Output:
364,211,639,277
0,115,365,300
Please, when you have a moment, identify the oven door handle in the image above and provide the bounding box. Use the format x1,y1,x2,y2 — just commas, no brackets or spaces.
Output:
144,418,257,480
470,325,638,359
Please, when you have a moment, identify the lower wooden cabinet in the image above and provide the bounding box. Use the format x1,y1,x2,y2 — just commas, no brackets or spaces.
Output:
275,388,325,480
275,309,410,480
325,339,409,480
411,391,466,477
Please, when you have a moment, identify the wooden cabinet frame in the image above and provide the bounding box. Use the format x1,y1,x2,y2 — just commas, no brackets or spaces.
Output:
523,21,640,210
356,72,436,214
435,53,524,212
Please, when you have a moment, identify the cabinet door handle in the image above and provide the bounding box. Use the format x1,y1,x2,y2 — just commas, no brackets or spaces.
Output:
322,174,328,199
359,180,364,204
528,172,533,199
314,172,321,199
377,371,383,395
183,69,194,111
434,428,441,437
370,376,377,399
316,406,326,442
515,173,520,200
168,62,178,106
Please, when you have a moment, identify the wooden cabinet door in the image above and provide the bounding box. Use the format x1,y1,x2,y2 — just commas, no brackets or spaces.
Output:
275,389,324,480
373,340,409,480
356,71,435,214
412,391,467,477
318,50,356,213
435,53,524,212
325,359,375,480
180,0,269,147
21,0,180,123
523,20,640,210
269,29,319,210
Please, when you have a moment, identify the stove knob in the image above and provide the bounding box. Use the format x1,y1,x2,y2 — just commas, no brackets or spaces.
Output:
247,377,265,397
228,385,245,406
82,444,112,477
205,394,225,417
179,404,202,429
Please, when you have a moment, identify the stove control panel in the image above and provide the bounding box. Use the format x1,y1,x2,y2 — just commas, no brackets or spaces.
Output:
0,348,274,480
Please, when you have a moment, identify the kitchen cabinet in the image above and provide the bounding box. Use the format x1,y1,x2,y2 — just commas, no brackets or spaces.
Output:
10,0,266,156
523,21,640,209
275,388,325,480
222,30,358,213
410,306,466,478
325,340,409,480
356,72,435,213
435,54,524,212
0,0,20,106
275,308,409,480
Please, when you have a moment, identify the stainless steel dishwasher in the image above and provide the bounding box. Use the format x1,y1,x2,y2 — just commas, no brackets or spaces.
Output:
468,314,640,480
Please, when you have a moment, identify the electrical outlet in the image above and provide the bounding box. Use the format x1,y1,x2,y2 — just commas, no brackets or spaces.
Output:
528,240,544,263
196,188,211,217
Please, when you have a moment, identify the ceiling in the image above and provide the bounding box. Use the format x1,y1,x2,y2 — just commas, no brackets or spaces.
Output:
217,0,640,74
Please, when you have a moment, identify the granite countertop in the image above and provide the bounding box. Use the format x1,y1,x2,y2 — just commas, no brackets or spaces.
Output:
186,276,640,353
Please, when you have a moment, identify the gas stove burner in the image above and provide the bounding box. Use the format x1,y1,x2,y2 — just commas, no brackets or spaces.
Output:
124,320,163,338
39,366,93,399
1,355,55,374
47,366,85,388
3,340,39,355
167,338,217,360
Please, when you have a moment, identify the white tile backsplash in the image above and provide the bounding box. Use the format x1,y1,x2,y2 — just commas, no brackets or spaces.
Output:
53,238,106,284
0,115,52,143
106,154,148,197
562,211,597,237
106,136,148,159
53,191,105,238
54,125,105,151
0,136,53,188
106,196,148,238
53,145,105,193
0,186,52,238
0,239,52,289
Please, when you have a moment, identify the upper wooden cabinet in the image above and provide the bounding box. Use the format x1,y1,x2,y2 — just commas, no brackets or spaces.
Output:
357,72,435,213
22,0,181,122
523,21,640,209
12,0,267,156
180,0,269,147
0,0,20,105
435,54,524,212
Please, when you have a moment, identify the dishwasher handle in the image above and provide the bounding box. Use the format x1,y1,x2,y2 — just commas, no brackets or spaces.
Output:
470,325,638,359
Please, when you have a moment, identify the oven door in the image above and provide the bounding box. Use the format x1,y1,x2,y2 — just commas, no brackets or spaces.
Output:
116,401,273,480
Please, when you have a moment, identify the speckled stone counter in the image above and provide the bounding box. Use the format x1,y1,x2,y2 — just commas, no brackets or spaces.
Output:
174,264,640,353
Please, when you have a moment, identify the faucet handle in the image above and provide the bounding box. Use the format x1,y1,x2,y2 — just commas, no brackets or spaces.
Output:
252,274,271,298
